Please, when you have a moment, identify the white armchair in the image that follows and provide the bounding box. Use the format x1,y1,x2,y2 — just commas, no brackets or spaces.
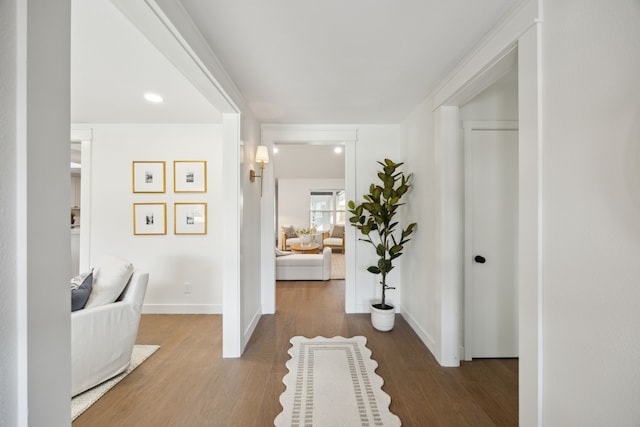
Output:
322,224,345,253
71,269,148,396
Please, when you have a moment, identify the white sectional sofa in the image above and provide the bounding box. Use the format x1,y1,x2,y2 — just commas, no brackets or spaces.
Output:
276,247,332,281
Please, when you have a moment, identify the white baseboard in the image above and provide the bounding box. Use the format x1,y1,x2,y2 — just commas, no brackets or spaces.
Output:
243,308,262,350
355,303,370,313
399,306,438,361
142,304,222,314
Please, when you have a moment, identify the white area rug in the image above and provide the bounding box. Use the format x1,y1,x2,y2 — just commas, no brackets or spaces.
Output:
331,253,345,280
71,344,159,421
275,336,401,427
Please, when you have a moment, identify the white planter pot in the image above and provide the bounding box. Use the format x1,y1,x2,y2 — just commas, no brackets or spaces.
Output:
370,303,396,332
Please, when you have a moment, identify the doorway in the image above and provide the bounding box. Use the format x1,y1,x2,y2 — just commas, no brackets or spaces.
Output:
70,141,82,276
272,143,346,302
260,126,358,314
463,122,519,359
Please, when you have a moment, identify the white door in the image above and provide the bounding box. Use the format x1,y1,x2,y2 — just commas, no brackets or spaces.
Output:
465,124,518,359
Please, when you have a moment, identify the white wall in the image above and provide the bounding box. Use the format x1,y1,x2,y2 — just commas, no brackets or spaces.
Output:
1,1,72,425
542,1,640,425
0,1,19,423
86,124,224,313
277,178,345,244
351,125,404,312
240,112,263,348
460,67,518,121
400,97,440,355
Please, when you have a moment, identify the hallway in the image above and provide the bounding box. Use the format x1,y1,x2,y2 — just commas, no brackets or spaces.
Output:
73,279,517,426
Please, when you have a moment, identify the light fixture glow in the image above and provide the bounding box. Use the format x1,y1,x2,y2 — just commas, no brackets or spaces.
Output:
250,145,270,197
273,147,279,154
255,146,270,164
334,147,343,154
144,93,163,103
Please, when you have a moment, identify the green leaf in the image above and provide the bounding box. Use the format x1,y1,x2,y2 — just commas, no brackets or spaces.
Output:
376,244,385,257
402,223,417,238
390,244,403,255
367,266,381,275
348,200,355,209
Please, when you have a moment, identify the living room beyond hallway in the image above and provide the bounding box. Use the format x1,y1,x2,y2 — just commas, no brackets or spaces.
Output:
73,279,517,426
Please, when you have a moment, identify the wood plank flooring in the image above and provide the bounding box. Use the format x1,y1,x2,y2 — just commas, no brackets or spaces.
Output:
73,279,517,426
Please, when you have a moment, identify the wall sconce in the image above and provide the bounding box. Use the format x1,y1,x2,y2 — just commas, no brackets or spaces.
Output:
249,145,270,196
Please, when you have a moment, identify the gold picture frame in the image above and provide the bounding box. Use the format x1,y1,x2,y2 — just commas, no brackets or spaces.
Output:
133,203,167,235
174,202,207,235
174,160,207,193
132,161,166,193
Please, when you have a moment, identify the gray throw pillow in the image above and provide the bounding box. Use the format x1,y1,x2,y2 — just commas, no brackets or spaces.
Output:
283,225,297,239
71,270,93,312
330,224,345,238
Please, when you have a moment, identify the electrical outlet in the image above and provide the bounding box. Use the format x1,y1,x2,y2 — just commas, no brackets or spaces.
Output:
184,282,192,294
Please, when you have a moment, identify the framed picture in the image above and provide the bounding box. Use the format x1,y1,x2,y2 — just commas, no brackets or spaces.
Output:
132,161,166,193
174,160,207,193
133,203,167,235
174,203,207,235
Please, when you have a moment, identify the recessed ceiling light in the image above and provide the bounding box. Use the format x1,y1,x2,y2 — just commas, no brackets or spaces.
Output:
144,93,163,103
334,147,343,154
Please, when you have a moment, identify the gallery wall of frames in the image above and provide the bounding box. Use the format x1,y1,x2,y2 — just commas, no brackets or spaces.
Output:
131,160,207,236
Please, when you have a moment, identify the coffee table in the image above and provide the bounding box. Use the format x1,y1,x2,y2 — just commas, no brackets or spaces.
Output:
289,242,321,254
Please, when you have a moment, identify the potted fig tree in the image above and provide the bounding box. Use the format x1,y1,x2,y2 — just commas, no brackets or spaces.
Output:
348,159,417,331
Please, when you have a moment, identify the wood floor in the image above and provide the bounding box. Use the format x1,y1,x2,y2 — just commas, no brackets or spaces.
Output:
73,280,518,426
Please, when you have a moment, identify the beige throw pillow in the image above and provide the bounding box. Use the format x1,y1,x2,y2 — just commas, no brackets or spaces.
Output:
84,254,134,308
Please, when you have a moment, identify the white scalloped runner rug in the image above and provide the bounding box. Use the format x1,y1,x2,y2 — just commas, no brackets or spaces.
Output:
275,336,401,427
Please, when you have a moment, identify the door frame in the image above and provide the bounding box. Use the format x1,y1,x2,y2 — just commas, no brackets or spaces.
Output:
431,2,542,422
463,120,518,361
71,128,93,273
260,125,358,314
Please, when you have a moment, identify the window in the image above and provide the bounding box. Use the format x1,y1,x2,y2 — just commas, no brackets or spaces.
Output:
310,190,345,231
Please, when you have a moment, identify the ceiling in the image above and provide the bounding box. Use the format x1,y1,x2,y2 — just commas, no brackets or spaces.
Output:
274,145,345,180
71,0,522,125
179,0,522,123
71,0,221,124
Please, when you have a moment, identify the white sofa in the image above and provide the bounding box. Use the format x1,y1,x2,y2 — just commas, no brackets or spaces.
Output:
71,269,149,396
276,247,332,281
